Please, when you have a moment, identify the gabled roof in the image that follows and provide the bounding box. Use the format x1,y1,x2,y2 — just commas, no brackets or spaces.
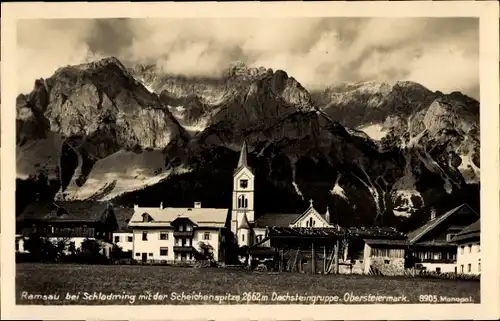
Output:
451,219,480,243
407,204,478,244
17,201,111,223
128,205,229,228
254,213,302,228
114,206,134,232
290,202,330,227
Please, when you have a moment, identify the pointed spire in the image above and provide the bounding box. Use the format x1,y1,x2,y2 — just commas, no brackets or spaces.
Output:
238,211,251,229
325,206,331,224
237,140,249,168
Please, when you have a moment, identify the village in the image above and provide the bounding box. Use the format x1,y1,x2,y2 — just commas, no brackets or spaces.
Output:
15,142,481,279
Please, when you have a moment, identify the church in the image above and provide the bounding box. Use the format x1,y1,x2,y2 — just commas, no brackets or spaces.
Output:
231,141,337,249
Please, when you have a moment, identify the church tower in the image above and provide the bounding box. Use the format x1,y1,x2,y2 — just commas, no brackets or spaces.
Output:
232,141,255,240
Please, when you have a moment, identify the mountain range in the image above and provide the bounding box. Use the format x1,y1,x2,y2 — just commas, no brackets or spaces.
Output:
16,57,480,230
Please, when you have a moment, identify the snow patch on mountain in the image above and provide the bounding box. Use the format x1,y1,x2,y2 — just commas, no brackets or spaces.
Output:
331,174,348,200
458,152,480,184
357,123,388,141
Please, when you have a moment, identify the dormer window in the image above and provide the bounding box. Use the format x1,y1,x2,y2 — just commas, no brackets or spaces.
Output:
240,179,248,189
142,213,152,223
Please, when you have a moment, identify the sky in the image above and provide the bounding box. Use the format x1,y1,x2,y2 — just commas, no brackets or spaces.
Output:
16,17,479,98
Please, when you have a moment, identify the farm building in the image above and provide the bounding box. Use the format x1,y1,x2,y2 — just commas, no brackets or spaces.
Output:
406,204,479,274
128,201,231,264
452,219,480,275
249,225,407,274
248,203,479,276
16,201,118,257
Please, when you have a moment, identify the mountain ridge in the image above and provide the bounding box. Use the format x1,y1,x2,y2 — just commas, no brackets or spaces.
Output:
16,57,480,230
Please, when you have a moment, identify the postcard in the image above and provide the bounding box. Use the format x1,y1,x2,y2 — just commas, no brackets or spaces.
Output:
1,1,499,320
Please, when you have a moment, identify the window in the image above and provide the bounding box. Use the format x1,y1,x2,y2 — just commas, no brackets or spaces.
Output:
186,225,192,231
135,253,140,257
468,264,471,272
127,236,133,242
160,247,168,256
114,236,120,243
468,245,472,253
142,231,148,241
203,232,211,240
242,234,245,242
436,267,441,273
384,259,390,264
238,195,248,208
240,179,248,189
160,232,168,240
256,235,262,242
460,265,464,273
149,253,153,257
49,225,54,234
446,234,455,241
460,246,464,254
478,262,481,272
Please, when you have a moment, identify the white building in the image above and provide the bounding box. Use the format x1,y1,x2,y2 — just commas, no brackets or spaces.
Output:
453,219,480,275
128,202,230,263
111,207,135,254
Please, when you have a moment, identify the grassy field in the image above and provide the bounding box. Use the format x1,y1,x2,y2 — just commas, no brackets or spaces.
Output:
16,263,480,305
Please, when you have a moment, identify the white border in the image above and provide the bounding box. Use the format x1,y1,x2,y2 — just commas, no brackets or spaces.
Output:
1,2,499,320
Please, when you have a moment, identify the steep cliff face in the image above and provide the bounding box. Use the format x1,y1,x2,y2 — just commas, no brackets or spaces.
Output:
16,57,188,204
17,57,480,228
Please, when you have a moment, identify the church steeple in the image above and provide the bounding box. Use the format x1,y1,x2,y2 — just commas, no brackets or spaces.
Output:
237,140,249,169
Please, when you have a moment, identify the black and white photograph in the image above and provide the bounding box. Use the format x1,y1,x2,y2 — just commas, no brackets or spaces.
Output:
1,2,499,320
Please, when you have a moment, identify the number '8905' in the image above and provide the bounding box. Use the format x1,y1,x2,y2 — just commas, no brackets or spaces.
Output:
419,294,438,303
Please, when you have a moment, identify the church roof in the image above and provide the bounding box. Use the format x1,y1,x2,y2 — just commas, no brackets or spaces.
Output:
238,211,251,229
254,213,303,228
234,140,252,174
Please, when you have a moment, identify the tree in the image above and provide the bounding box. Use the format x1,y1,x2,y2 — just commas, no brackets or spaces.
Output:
24,233,57,262
196,242,215,263
110,244,124,261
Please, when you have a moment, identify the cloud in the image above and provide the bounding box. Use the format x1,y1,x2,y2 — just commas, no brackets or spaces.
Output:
16,17,479,99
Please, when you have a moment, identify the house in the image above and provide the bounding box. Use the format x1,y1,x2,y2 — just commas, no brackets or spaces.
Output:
452,219,480,275
406,204,479,273
16,201,119,257
111,206,135,254
128,202,230,264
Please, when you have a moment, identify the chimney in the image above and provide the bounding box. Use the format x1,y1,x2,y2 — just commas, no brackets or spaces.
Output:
430,208,436,220
194,202,201,209
325,207,331,224
134,204,138,210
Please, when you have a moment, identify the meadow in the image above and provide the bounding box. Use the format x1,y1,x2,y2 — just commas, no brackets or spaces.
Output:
16,263,480,305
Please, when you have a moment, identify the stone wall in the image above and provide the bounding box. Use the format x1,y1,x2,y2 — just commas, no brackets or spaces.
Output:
370,257,405,276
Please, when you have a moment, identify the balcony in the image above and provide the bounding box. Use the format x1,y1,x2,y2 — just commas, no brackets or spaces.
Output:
173,230,194,238
173,245,196,253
